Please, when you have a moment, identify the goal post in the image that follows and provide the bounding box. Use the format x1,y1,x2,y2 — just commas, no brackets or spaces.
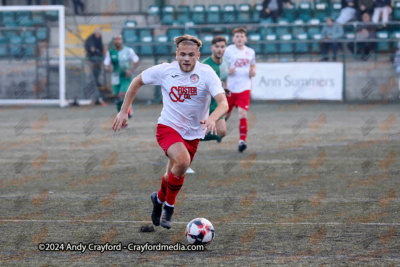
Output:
0,5,68,107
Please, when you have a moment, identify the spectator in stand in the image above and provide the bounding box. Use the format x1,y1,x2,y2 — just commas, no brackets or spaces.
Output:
357,0,374,19
372,0,392,26
347,13,376,60
336,0,358,24
72,0,85,15
320,17,344,61
394,42,400,90
260,0,294,23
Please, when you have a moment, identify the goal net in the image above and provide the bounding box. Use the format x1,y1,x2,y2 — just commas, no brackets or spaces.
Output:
0,5,68,107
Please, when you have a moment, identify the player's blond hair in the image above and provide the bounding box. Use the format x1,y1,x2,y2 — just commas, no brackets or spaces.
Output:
175,34,202,49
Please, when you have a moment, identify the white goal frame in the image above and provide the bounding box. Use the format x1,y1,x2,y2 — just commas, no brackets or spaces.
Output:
0,5,68,107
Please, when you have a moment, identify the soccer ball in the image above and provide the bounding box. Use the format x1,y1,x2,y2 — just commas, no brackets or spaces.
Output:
185,218,215,246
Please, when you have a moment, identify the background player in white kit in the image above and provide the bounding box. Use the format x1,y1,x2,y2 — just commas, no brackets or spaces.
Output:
224,28,256,153
113,35,228,229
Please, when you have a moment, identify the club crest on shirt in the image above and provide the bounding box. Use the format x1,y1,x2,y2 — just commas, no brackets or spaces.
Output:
190,74,199,83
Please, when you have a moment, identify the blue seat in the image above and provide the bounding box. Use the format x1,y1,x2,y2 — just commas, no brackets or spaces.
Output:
279,33,293,53
252,4,263,23
2,12,15,25
161,5,175,25
264,34,278,54
154,35,169,56
297,2,312,22
311,33,322,53
330,2,342,20
393,1,400,20
200,34,213,55
294,32,309,53
24,36,37,57
176,5,191,25
314,3,328,22
139,35,153,55
238,4,251,23
207,5,221,24
184,28,198,38
376,31,390,52
292,20,306,35
247,33,262,54
10,36,23,57
147,5,160,16
308,19,321,35
222,4,236,24
167,28,183,53
124,20,137,28
122,28,138,51
192,5,206,24
0,37,8,57
283,5,296,22
276,18,290,35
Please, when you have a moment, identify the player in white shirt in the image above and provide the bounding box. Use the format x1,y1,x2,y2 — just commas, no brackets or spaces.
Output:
224,28,256,153
113,35,228,229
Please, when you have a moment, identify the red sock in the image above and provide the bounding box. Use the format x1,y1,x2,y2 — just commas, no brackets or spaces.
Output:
240,118,248,142
157,175,167,202
165,172,185,206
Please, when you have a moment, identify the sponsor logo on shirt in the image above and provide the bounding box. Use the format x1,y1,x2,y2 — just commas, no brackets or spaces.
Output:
169,86,198,102
171,74,179,78
234,58,250,68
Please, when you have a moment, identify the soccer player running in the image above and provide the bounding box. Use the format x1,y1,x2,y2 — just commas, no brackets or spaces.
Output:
224,28,256,153
112,35,228,229
104,34,140,125
201,36,231,142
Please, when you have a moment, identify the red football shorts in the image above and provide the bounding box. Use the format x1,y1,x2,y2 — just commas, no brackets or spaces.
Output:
227,90,251,113
156,124,199,162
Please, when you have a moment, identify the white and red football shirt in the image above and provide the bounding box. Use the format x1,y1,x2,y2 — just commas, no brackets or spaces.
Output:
141,61,225,140
224,44,256,93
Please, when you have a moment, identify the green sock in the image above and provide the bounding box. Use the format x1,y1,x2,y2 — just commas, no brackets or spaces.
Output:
202,131,220,141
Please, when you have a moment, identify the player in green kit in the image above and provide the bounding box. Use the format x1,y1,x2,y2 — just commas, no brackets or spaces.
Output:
201,36,231,142
104,34,140,124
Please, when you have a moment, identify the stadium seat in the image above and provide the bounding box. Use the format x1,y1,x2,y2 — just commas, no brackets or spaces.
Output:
147,5,160,16
247,33,262,54
260,22,275,36
176,5,191,25
393,1,400,20
283,5,296,22
24,36,37,57
16,11,32,27
161,5,175,25
124,20,137,27
21,30,35,39
314,2,328,21
123,30,138,52
2,12,15,25
184,28,198,38
279,33,293,53
192,5,206,24
222,5,236,24
308,19,321,35
391,31,400,48
200,34,213,55
252,4,263,23
31,11,44,26
276,18,290,35
376,31,390,52
45,11,58,21
139,29,152,38
154,35,169,56
330,2,342,20
264,34,278,54
293,20,306,35
0,37,8,57
238,4,251,23
297,2,312,22
310,33,322,53
294,32,309,53
139,35,153,55
167,28,183,53
9,36,23,57
207,5,221,24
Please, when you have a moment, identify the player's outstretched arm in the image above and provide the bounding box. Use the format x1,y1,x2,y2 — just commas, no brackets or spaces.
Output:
200,93,228,135
112,74,144,132
249,64,256,78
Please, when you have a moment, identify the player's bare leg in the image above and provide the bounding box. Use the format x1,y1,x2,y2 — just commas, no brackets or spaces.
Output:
238,107,248,152
158,142,190,229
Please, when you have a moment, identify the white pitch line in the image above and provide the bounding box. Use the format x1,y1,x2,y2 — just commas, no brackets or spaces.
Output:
1,219,400,226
